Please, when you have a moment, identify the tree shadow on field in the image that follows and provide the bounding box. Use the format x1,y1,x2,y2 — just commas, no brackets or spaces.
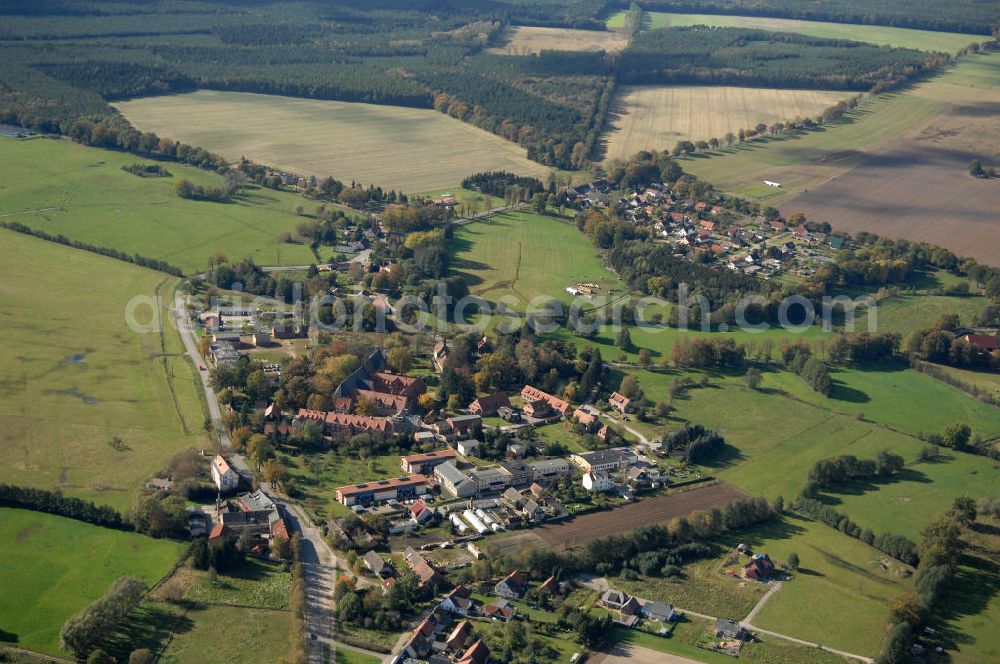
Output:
828,379,869,404
698,442,746,469
102,602,193,661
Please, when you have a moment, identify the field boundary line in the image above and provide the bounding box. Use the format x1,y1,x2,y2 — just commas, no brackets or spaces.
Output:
154,278,191,436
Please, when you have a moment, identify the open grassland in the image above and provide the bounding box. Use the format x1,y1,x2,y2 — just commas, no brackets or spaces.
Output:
764,363,1000,440
740,515,909,656
551,318,831,365
181,558,291,610
603,86,847,161
0,137,322,273
611,11,980,54
155,604,292,664
933,518,1000,663
449,211,624,309
489,25,629,55
0,508,184,655
0,228,207,511
115,90,552,193
620,367,1000,537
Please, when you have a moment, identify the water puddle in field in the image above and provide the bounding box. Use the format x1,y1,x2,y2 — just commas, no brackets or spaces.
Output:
56,351,91,370
45,389,99,405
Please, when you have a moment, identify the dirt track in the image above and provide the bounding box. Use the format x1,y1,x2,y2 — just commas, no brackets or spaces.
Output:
535,482,746,550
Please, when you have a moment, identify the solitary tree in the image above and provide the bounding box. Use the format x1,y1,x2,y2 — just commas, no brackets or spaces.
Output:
744,367,763,390
787,552,800,570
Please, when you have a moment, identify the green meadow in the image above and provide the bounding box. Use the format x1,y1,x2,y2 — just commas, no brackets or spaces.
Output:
739,515,909,656
0,137,320,273
623,365,1000,537
0,227,207,510
449,211,624,310
0,508,184,655
609,11,980,54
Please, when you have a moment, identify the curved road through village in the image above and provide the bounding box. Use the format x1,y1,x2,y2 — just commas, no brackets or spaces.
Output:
170,294,390,663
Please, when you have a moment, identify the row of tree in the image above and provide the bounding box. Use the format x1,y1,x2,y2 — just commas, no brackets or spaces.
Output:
0,483,128,530
793,497,918,565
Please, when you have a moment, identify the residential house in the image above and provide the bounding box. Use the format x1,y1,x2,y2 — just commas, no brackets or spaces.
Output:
334,475,428,506
211,455,239,492
404,547,447,590
446,620,473,653
435,414,482,438
433,341,450,369
608,391,633,414
506,442,528,459
441,585,473,616
501,487,524,509
458,639,491,664
363,551,391,578
961,333,999,352
411,499,434,525
498,406,522,423
716,618,748,640
469,392,511,417
573,407,598,429
642,601,675,623
600,588,641,622
582,471,614,492
435,461,478,498
456,439,480,457
484,598,516,622
494,570,526,599
401,449,458,474
520,385,571,418
538,575,558,595
744,553,777,581
521,499,545,521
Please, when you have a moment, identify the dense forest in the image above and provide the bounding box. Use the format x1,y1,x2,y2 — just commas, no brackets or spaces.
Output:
637,0,1000,36
621,27,943,91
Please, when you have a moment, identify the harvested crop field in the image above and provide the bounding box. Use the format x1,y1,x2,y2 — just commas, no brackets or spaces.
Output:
786,101,1000,265
115,90,551,193
602,85,846,162
488,25,629,55
535,483,745,550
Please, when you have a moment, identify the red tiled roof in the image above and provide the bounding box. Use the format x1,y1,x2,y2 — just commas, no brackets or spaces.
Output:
297,409,395,434
962,334,999,351
335,474,428,498
520,385,570,414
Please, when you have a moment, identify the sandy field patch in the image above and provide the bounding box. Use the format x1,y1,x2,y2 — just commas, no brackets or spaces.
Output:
602,85,846,161
115,90,551,193
488,25,629,55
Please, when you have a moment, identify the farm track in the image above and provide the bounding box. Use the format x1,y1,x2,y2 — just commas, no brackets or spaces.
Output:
535,483,746,549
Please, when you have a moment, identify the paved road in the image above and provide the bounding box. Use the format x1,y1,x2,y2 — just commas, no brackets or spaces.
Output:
171,294,235,453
